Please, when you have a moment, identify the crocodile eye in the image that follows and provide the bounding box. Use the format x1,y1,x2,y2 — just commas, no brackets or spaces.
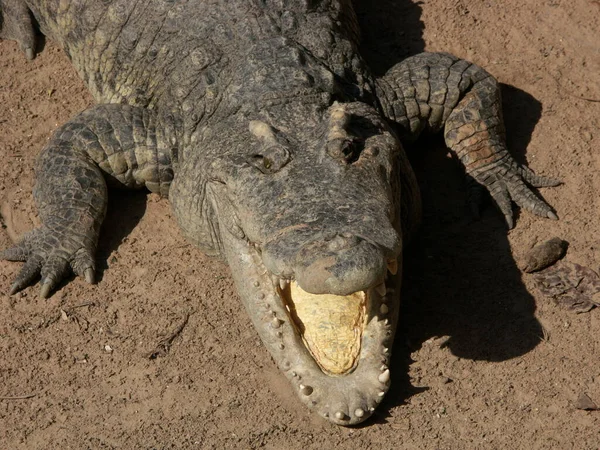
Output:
249,154,273,173
247,121,291,174
247,146,290,174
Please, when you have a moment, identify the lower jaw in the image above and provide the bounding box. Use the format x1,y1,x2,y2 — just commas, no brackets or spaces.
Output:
222,234,401,425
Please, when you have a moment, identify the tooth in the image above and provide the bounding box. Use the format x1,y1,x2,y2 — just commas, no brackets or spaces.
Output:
383,347,389,354
377,391,385,397
378,369,390,384
375,283,386,296
380,304,389,315
354,408,365,418
279,278,288,290
271,317,282,328
387,259,398,275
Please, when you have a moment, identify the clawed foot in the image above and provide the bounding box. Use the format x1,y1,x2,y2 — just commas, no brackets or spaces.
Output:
469,162,561,229
1,226,96,298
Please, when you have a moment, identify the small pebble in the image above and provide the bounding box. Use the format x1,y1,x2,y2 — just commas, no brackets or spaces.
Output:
574,392,598,411
521,237,568,273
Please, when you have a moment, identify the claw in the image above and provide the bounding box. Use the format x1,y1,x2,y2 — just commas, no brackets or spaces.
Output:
11,257,42,294
518,166,562,188
473,159,559,228
24,47,34,60
506,178,555,221
39,279,54,299
9,282,21,296
84,268,95,284
466,176,485,219
488,183,514,229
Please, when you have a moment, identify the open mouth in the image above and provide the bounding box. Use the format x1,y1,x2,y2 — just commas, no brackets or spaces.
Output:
278,263,397,377
222,235,401,425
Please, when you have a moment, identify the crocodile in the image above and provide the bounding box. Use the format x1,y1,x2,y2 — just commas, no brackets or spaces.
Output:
0,0,559,425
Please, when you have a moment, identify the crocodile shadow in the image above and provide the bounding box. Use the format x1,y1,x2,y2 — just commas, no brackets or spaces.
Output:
95,190,148,282
353,0,545,423
354,0,426,75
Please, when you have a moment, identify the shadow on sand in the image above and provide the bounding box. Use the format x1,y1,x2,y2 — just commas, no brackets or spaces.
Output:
95,190,148,282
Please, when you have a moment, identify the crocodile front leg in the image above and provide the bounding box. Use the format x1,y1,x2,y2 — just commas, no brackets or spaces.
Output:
377,52,560,228
2,104,176,297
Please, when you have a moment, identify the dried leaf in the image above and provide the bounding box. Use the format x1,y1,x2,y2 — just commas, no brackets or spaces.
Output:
534,262,600,313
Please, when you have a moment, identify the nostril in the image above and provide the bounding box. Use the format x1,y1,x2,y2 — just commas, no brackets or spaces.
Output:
247,120,291,174
327,137,364,165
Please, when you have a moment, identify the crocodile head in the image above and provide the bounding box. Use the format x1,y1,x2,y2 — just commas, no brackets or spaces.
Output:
172,100,406,425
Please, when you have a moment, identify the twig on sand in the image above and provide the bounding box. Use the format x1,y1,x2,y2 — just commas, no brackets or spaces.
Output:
551,73,600,103
69,301,96,310
565,93,600,103
145,312,190,359
0,393,37,400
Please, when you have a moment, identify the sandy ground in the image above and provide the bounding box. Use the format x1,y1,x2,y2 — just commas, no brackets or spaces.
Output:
1,0,599,448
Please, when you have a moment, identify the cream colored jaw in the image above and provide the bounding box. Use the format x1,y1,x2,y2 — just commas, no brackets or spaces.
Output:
281,282,367,376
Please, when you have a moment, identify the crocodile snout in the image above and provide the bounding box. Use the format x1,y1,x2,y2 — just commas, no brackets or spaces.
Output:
294,234,386,296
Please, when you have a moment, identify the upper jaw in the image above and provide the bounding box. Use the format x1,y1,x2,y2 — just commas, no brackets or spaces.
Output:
222,232,401,425
261,232,399,296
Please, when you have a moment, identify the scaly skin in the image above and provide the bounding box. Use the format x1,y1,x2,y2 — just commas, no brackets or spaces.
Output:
0,0,559,425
